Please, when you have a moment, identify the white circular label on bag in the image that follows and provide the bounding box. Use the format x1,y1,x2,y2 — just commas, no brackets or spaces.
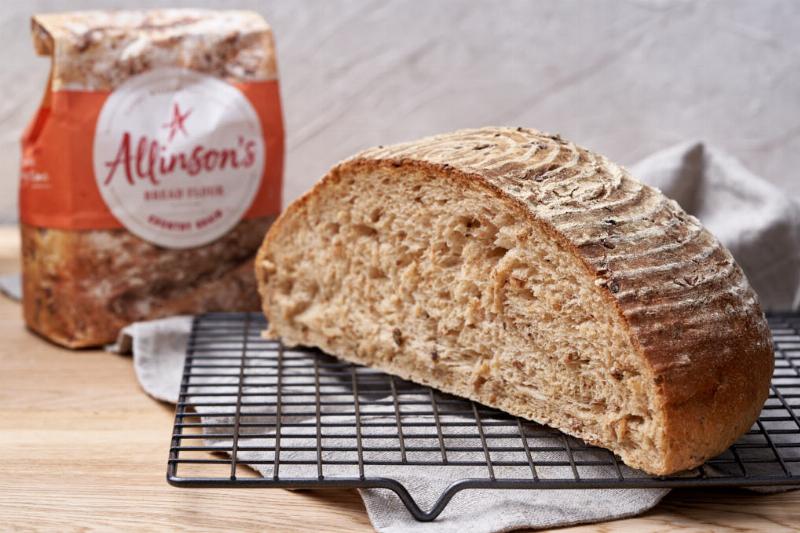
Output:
93,68,265,249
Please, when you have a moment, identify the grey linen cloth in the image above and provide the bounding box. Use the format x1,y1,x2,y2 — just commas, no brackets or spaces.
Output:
6,142,800,531
0,273,21,301
631,141,800,310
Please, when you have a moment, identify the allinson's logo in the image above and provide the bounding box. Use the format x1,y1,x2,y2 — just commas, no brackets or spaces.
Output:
102,101,259,188
93,68,265,249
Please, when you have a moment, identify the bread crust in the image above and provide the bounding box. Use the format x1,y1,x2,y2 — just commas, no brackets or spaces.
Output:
256,127,773,474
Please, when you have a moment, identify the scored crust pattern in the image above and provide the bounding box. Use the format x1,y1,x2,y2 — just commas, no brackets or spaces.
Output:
352,128,773,468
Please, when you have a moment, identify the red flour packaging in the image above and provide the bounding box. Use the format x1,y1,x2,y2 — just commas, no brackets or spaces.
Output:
20,10,284,347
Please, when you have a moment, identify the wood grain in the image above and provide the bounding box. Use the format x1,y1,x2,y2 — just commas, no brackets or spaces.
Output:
0,225,799,531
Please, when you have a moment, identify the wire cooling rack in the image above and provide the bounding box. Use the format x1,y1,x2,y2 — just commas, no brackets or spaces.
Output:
167,312,800,521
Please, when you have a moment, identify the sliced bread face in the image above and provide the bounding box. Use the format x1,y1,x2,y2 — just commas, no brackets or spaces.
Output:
256,127,773,475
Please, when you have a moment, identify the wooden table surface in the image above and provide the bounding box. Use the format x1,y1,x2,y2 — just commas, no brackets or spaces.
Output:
1,227,799,532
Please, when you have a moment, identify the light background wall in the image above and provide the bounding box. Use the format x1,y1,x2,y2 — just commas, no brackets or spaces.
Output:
1,0,799,222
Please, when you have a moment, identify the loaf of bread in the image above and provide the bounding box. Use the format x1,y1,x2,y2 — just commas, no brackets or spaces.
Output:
255,127,774,475
22,10,283,347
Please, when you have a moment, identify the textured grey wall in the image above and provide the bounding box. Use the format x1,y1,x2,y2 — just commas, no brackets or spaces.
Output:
2,0,799,223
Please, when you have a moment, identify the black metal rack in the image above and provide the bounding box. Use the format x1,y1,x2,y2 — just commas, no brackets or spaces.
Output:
167,312,800,521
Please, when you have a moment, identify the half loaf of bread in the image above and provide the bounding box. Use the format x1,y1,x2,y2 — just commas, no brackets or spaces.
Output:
255,127,773,475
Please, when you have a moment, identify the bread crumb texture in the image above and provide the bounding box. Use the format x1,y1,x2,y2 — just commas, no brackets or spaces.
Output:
256,127,773,475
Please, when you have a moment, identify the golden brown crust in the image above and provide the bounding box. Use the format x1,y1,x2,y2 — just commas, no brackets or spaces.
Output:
23,218,270,348
256,127,773,474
